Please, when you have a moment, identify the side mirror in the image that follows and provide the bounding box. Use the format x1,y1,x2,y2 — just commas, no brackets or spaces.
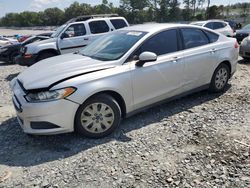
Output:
136,51,157,67
60,33,67,39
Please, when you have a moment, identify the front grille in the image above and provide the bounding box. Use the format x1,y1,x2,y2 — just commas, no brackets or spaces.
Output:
20,46,27,54
245,52,250,56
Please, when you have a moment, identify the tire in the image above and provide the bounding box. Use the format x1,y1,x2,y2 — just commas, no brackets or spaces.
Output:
209,63,230,93
9,51,19,64
75,94,121,138
37,52,56,62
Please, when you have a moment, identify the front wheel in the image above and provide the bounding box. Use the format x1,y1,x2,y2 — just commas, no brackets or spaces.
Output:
75,94,121,138
209,63,230,93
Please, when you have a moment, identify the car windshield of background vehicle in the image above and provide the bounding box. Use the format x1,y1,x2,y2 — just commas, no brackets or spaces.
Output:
79,30,147,61
243,24,250,29
51,24,67,38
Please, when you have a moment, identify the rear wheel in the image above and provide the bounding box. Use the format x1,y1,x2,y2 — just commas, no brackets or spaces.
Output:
75,94,121,138
209,63,230,92
37,52,56,62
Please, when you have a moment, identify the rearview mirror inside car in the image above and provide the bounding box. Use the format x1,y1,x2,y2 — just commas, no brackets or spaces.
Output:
136,52,157,67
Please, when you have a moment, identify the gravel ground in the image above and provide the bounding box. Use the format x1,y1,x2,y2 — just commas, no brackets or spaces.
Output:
0,60,249,188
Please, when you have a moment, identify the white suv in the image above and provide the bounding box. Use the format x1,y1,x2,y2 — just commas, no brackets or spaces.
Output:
16,15,129,66
191,20,234,37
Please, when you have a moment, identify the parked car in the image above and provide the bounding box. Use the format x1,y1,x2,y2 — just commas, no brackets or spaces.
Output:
191,20,234,37
17,35,31,42
10,24,239,138
16,15,129,66
0,35,50,63
0,36,18,47
224,20,241,32
235,23,250,43
239,36,250,60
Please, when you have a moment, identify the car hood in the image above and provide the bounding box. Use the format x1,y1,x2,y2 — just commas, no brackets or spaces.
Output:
236,29,250,34
17,53,117,90
2,43,21,49
26,37,56,48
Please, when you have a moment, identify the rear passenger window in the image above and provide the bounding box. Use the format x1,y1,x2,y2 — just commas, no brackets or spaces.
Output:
204,30,219,43
89,21,110,34
204,22,213,29
181,28,209,49
213,22,225,29
110,19,128,29
138,29,178,56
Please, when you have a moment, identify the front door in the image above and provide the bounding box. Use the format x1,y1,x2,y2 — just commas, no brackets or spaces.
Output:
130,29,185,110
58,23,89,54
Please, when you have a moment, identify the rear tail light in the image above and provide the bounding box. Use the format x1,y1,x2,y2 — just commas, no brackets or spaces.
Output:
234,42,239,48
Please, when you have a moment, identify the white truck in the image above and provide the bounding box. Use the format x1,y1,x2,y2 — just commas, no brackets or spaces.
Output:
16,15,129,66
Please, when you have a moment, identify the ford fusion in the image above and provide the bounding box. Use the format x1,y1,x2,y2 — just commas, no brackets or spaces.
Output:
10,24,239,138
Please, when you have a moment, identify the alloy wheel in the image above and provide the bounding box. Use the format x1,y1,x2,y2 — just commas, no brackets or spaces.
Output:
215,67,228,90
80,103,115,134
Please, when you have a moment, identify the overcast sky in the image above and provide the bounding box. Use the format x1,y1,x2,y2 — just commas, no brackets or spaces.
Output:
0,0,249,17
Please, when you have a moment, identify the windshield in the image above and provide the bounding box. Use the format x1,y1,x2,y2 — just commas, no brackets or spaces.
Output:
51,24,67,38
243,24,250,30
79,30,147,61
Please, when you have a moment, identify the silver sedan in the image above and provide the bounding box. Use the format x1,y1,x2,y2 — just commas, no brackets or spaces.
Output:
11,24,239,138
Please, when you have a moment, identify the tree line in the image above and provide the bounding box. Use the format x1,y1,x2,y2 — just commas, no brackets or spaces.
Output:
0,0,249,27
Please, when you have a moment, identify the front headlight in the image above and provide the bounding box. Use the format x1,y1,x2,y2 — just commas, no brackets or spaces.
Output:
25,87,76,102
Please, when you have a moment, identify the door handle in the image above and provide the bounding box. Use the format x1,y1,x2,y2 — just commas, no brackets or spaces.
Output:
210,48,217,53
171,57,180,62
84,38,89,41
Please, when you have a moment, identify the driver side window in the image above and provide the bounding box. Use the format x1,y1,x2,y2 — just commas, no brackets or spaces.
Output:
63,24,86,38
132,29,178,59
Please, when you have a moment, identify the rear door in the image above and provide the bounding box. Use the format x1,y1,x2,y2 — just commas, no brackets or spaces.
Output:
87,20,111,41
130,29,185,110
58,23,88,54
180,28,219,90
109,18,129,29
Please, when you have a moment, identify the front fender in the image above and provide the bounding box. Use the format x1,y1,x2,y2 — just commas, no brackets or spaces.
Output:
26,41,58,54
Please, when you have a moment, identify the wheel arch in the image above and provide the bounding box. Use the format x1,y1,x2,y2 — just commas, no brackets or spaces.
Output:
219,60,231,75
36,49,59,61
79,90,127,118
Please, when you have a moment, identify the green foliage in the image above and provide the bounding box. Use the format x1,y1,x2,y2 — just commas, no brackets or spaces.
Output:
0,0,249,27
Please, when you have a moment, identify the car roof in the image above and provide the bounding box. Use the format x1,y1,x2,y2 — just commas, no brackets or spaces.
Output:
68,16,126,25
120,23,201,33
192,20,226,24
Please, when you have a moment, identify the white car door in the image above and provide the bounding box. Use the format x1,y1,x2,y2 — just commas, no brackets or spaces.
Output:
58,23,89,54
130,29,185,110
86,20,112,42
180,28,219,91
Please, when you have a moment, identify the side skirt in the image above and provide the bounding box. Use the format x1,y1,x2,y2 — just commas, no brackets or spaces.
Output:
125,84,210,118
